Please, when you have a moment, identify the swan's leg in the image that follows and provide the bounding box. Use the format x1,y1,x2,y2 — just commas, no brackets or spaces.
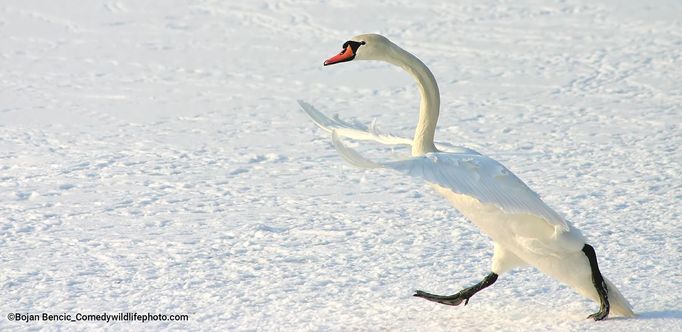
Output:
414,273,498,306
582,244,610,320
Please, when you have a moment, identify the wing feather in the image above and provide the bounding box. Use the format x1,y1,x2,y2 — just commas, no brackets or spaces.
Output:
330,131,569,232
385,154,568,231
298,100,480,154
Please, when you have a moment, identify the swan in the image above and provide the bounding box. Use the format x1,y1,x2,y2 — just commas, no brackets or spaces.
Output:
298,34,634,320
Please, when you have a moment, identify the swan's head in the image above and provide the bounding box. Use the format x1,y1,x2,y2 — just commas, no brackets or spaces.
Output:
323,34,393,66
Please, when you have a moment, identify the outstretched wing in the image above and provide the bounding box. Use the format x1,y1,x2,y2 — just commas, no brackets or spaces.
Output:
331,131,569,232
298,100,479,154
298,100,412,145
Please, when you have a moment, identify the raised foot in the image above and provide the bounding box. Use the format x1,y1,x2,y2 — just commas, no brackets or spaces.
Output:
587,309,609,321
414,273,498,307
413,290,471,306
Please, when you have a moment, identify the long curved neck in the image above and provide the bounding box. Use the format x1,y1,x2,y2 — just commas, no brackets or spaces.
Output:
386,45,440,156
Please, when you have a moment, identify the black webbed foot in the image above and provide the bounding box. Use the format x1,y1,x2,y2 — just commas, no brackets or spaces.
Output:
413,290,471,306
587,308,609,321
414,273,498,307
582,244,611,321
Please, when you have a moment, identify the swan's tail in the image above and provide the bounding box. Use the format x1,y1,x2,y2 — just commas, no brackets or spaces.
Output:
554,253,635,318
572,273,635,318
604,277,636,317
297,100,412,146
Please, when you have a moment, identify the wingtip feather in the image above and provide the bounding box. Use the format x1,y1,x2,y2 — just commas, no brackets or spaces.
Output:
331,131,381,169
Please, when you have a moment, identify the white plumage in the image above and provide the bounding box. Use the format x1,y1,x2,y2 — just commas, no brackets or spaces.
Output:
300,33,634,319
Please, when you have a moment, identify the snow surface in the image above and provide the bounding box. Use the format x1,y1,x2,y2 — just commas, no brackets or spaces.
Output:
1,0,681,331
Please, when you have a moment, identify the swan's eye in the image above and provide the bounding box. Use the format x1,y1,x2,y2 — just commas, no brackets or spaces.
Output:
360,41,366,45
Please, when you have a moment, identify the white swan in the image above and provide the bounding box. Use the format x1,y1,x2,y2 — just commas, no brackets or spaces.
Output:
299,34,634,320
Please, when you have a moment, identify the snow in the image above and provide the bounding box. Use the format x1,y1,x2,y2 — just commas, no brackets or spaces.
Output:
1,0,681,330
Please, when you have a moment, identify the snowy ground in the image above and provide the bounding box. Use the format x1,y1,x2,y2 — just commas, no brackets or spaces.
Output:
1,0,681,331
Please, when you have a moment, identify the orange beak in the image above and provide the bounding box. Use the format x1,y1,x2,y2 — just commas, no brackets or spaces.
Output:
324,46,355,66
